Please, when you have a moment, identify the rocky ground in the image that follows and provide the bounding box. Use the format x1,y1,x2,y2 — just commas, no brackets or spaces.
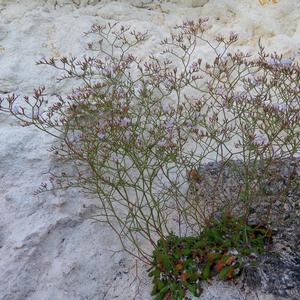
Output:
0,1,300,299
192,159,300,299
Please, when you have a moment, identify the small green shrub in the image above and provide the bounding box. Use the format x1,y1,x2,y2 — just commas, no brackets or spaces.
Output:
149,214,271,299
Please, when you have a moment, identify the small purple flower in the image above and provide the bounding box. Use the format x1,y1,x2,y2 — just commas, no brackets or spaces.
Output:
215,87,224,96
98,132,106,140
103,60,113,76
88,88,97,94
281,59,293,65
195,112,205,121
134,84,143,96
73,90,82,97
233,91,246,102
162,102,171,114
72,133,81,142
229,31,238,41
165,119,174,130
11,104,21,114
33,108,44,119
189,62,198,72
111,153,122,163
252,134,268,146
268,58,293,66
270,103,288,112
119,117,131,127
123,130,131,141
157,140,166,147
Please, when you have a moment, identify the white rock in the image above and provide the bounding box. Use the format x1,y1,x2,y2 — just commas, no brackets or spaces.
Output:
0,0,299,299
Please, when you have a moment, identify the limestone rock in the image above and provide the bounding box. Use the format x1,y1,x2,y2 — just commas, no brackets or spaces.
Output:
0,1,300,299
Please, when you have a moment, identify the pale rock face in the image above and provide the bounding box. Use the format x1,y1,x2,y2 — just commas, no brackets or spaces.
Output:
0,1,299,299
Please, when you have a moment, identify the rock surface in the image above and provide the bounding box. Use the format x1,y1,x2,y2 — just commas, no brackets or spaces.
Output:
0,0,300,299
193,159,300,299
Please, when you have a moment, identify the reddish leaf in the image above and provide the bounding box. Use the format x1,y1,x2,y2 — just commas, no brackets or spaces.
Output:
215,261,224,273
188,169,202,182
175,262,184,271
226,267,235,279
180,271,189,281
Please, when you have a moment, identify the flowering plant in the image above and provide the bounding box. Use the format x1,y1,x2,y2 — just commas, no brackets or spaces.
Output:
0,19,299,272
